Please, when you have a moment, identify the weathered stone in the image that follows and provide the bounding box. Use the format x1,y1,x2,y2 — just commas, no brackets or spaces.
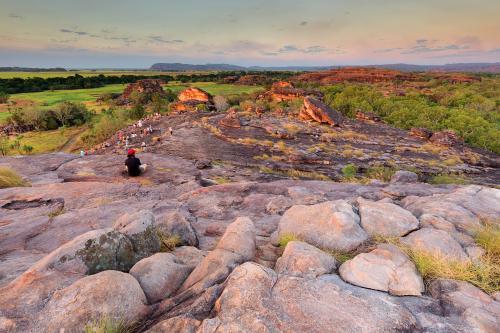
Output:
179,217,256,292
410,127,433,140
402,228,469,263
275,200,367,252
113,210,161,260
430,130,462,146
299,96,343,126
339,244,424,296
219,108,241,128
275,241,337,278
155,209,198,247
146,315,201,333
36,271,149,332
265,195,292,215
203,262,417,333
357,197,419,237
390,170,419,183
130,253,192,303
172,246,207,269
429,279,500,333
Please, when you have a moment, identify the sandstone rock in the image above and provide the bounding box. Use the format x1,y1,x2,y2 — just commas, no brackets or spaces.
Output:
155,208,198,247
119,79,164,104
275,241,337,278
299,96,343,126
146,315,201,333
410,127,433,140
430,130,462,146
130,253,192,303
390,170,419,183
356,111,381,122
357,197,419,237
275,200,368,252
339,244,424,296
36,270,149,332
429,279,500,333
114,210,161,260
402,228,469,263
272,81,294,89
172,246,207,268
203,262,417,333
179,217,256,292
265,195,292,215
178,87,212,103
219,108,241,128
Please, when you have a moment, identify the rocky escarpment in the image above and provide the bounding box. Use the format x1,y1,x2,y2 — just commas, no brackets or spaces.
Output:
0,152,499,332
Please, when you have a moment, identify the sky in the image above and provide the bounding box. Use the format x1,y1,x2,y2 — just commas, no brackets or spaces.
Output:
0,0,499,68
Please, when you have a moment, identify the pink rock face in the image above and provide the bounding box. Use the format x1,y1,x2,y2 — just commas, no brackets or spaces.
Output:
219,108,241,128
299,96,343,126
430,130,462,146
122,79,164,100
178,88,212,103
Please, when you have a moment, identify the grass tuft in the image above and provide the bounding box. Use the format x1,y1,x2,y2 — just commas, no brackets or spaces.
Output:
0,167,29,188
429,174,470,185
278,233,301,248
84,316,132,333
157,230,182,252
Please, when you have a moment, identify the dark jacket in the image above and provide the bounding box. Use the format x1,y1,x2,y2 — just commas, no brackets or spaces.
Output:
125,156,142,176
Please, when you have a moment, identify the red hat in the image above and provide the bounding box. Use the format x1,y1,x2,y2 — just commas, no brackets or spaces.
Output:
127,149,136,156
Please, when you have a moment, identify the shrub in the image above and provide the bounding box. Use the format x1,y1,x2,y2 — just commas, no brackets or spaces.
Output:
0,91,9,103
0,167,28,188
54,101,92,127
157,230,182,252
429,174,470,185
150,93,167,114
83,316,131,333
213,95,229,112
365,166,396,182
278,233,301,248
125,104,145,120
342,164,358,178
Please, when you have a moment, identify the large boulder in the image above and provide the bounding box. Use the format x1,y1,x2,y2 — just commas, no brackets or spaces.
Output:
113,210,161,260
179,217,256,292
178,87,213,103
275,241,337,278
146,315,201,333
429,279,500,333
299,96,343,126
119,79,165,104
274,200,368,252
430,130,462,146
201,262,417,332
357,198,419,237
155,208,199,247
339,244,424,296
219,108,242,128
402,228,469,263
390,170,419,184
129,253,192,303
35,270,149,332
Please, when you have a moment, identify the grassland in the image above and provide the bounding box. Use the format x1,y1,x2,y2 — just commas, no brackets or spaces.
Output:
4,127,84,154
9,84,127,108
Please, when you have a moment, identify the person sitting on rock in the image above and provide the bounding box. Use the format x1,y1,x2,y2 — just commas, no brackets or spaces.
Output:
124,149,147,176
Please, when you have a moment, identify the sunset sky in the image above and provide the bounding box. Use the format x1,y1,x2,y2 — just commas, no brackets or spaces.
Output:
1,0,499,68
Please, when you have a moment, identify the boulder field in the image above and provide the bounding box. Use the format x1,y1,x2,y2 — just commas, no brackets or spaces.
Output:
0,152,499,332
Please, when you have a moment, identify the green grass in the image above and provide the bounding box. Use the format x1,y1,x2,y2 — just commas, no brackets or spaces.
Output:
83,316,132,333
4,127,83,155
0,167,29,188
164,82,264,96
9,84,127,108
429,174,471,185
278,233,301,248
0,111,11,124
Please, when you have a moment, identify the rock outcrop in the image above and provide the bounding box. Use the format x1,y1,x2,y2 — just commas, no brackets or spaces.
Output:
119,79,165,104
299,96,343,126
171,87,214,112
430,130,462,146
219,108,241,128
273,200,368,251
339,244,424,296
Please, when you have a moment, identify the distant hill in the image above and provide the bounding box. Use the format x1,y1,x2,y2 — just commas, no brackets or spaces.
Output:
150,62,500,73
0,67,67,72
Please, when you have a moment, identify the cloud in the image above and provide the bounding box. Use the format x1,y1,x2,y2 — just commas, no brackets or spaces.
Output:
300,21,308,26
60,28,88,36
373,47,403,53
276,44,331,54
148,36,184,44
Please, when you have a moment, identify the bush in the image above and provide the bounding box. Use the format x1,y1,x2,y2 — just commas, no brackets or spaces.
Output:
0,167,28,188
80,114,127,147
0,91,9,103
54,101,92,127
342,164,358,178
125,104,145,120
84,316,131,333
213,95,229,112
278,233,301,248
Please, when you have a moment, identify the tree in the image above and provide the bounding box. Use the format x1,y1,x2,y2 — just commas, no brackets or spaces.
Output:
0,91,9,104
213,95,229,112
150,93,166,114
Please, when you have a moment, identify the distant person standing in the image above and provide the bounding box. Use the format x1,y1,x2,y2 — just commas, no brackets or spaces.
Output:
80,150,85,157
124,149,147,177
169,127,173,135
